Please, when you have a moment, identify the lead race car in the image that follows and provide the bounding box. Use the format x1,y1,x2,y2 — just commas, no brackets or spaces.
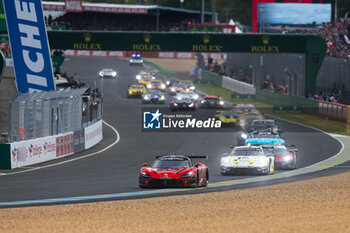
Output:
139,155,209,188
221,146,274,175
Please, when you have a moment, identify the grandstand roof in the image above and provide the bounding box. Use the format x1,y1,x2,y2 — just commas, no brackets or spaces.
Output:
42,1,212,15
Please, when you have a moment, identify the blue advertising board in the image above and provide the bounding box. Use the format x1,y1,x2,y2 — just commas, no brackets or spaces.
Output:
3,0,55,93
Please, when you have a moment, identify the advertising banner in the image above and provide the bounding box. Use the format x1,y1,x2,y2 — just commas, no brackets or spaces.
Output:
10,135,56,169
56,133,74,157
84,120,103,149
3,0,55,93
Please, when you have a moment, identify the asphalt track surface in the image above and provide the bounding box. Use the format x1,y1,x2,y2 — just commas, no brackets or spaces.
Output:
0,57,343,204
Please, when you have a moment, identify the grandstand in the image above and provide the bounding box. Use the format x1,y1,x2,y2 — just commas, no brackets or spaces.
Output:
43,1,213,31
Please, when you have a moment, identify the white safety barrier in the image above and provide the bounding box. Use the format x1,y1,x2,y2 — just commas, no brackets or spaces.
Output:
222,76,256,94
84,120,103,150
64,50,227,60
10,132,73,169
318,100,350,123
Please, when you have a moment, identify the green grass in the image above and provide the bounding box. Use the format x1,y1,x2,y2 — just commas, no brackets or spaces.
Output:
196,85,350,136
143,59,176,74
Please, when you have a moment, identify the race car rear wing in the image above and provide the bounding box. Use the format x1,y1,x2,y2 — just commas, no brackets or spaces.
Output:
156,155,208,162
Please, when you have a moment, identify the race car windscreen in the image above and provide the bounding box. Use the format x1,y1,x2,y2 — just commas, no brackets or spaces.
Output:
252,133,279,139
152,159,191,168
275,147,289,155
252,121,274,127
231,149,263,156
262,147,274,155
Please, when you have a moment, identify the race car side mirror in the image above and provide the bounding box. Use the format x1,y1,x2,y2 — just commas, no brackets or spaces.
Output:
293,149,298,152
143,163,147,167
230,145,235,149
195,164,199,168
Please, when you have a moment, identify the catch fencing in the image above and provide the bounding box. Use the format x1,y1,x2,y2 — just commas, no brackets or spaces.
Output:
8,87,102,143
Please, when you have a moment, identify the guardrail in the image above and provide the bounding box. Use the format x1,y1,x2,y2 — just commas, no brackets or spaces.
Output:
318,101,350,123
222,76,255,94
0,120,103,169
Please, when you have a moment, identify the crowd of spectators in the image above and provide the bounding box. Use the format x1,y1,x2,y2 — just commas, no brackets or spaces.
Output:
306,91,339,103
47,11,203,31
262,80,288,94
313,18,350,59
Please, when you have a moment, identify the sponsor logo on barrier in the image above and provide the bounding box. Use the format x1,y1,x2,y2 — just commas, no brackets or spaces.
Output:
192,35,223,52
3,0,55,93
132,34,162,51
28,144,33,158
11,147,17,162
73,33,102,50
65,0,83,12
251,36,280,53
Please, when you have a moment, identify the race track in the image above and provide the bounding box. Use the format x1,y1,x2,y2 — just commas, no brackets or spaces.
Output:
0,57,342,204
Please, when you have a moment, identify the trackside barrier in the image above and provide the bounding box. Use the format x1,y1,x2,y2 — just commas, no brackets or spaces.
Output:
318,101,350,123
222,76,255,94
84,120,103,150
64,50,227,60
7,132,73,169
0,120,103,169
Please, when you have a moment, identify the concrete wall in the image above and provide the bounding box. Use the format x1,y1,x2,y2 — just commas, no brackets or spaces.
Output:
0,66,17,134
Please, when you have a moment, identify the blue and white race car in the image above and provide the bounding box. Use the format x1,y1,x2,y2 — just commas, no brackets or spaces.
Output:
244,131,285,146
221,146,275,175
142,90,165,104
130,53,143,66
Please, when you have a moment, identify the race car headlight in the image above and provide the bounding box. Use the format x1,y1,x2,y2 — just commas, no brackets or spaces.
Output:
240,133,248,139
147,84,152,89
142,172,152,178
220,100,225,105
160,95,165,100
128,91,132,94
193,94,199,100
136,75,141,80
160,84,166,89
112,72,117,77
166,81,170,85
152,76,156,80
99,71,104,76
143,96,150,100
176,96,182,101
200,100,205,104
282,155,293,162
129,59,133,62
188,103,194,107
173,103,178,106
189,86,195,91
221,157,230,164
180,171,193,178
170,87,176,92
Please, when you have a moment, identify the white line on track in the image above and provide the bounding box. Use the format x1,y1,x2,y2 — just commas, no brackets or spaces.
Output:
0,120,120,176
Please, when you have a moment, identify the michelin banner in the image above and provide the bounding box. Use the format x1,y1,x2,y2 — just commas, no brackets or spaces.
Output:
3,0,55,93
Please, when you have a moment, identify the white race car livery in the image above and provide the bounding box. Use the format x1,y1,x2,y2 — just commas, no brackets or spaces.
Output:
221,146,274,175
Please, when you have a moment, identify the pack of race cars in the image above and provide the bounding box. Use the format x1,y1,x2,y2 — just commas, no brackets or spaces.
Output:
110,68,299,188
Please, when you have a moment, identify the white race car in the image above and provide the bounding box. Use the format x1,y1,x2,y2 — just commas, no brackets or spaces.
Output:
175,90,199,102
221,146,274,175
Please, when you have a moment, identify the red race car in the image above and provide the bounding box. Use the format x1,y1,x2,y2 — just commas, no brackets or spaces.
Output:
139,155,209,188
